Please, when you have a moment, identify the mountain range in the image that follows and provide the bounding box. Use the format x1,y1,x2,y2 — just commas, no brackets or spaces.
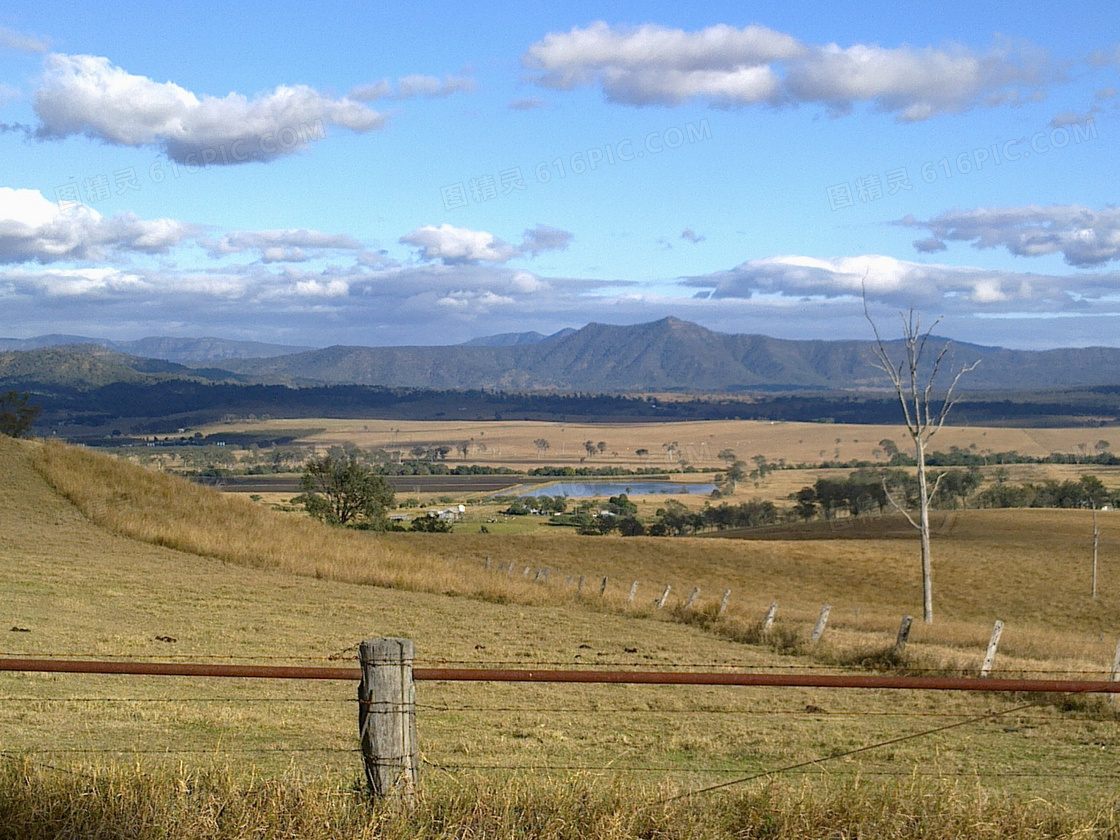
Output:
4,317,1120,394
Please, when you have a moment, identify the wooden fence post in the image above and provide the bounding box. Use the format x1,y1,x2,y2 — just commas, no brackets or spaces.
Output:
1109,635,1120,705
358,638,419,804
599,576,608,596
980,620,1004,677
627,581,640,605
718,589,731,617
762,601,778,633
810,604,831,645
656,584,672,609
894,615,914,656
684,587,700,610
577,574,585,593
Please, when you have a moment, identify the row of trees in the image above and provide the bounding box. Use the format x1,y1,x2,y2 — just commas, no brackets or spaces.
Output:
793,468,982,521
975,475,1115,509
572,497,779,537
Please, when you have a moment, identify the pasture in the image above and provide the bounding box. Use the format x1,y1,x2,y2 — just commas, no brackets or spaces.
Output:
196,416,1120,471
3,434,1120,837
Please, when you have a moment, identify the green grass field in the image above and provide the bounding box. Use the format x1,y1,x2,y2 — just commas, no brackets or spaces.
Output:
3,435,1120,837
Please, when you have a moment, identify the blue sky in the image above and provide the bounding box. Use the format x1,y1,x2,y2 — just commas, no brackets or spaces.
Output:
1,1,1119,349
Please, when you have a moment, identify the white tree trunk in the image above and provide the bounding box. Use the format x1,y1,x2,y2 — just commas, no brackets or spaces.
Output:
915,436,933,623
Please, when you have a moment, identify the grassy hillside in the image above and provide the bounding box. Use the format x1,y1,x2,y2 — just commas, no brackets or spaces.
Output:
4,436,1120,836
27,436,1120,669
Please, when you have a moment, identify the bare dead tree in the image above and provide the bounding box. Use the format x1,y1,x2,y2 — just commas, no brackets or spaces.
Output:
864,284,979,623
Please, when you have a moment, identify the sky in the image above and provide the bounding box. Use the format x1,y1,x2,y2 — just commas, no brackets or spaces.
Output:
1,1,1119,350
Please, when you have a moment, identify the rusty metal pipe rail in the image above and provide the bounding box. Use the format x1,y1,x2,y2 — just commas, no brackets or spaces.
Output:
1,658,1119,693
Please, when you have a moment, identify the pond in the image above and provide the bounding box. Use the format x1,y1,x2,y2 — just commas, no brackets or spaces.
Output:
514,481,716,498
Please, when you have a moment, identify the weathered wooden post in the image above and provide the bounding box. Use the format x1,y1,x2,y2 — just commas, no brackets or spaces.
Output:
1109,635,1120,706
577,574,586,593
358,638,419,804
717,589,731,618
656,584,672,609
599,576,608,596
894,615,914,656
762,601,778,633
684,587,700,610
980,620,1004,677
627,580,640,605
810,604,831,645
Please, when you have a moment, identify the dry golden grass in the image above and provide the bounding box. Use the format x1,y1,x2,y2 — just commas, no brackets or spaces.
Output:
5,433,1120,827
24,437,1120,679
5,759,1117,840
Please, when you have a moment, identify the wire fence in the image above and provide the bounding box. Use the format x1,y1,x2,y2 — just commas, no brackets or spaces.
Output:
1,650,1117,798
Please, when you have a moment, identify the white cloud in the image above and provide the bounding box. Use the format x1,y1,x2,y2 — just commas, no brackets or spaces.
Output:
524,23,1054,119
900,205,1120,267
519,224,574,257
400,224,518,264
33,54,386,164
525,21,798,106
202,229,364,262
681,253,1120,313
348,74,475,101
400,223,573,264
0,187,194,264
0,25,47,53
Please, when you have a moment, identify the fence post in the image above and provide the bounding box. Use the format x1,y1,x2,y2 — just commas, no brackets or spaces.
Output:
762,601,778,633
578,574,586,594
358,638,419,804
599,576,608,596
1109,635,1120,705
810,604,831,645
980,620,1004,677
894,615,914,656
627,581,640,605
718,589,731,617
656,584,672,609
684,587,700,611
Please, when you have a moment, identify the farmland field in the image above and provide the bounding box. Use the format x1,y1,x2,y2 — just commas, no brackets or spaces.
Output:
3,433,1120,836
196,416,1120,469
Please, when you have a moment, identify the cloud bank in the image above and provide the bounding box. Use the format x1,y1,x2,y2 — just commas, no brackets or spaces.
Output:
901,205,1120,267
525,22,1054,120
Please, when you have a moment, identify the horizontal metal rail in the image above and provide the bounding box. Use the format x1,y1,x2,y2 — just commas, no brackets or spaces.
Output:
2,658,1119,693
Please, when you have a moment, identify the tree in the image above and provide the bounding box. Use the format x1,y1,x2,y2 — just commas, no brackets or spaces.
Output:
864,287,978,623
410,514,452,533
533,438,550,457
297,452,394,529
717,448,737,464
722,459,748,491
0,391,41,438
792,487,818,521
